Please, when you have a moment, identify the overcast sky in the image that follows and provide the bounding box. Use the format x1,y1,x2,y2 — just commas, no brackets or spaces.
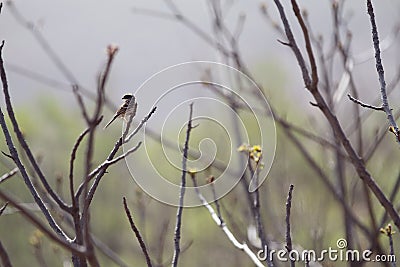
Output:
2,0,399,116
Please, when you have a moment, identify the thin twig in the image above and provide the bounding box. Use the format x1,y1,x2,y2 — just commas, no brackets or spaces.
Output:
0,168,18,184
273,0,311,87
190,171,265,267
0,43,70,239
125,106,157,143
163,0,230,57
81,45,119,267
0,241,12,267
379,171,400,227
91,235,130,267
6,63,111,109
290,0,318,89
84,141,142,185
380,224,396,267
72,85,90,124
0,202,8,216
282,125,371,236
69,129,90,204
364,110,400,162
209,177,223,224
367,171,400,255
123,197,153,267
246,157,269,264
69,119,101,267
366,0,399,140
69,117,103,205
0,41,70,213
285,184,295,267
347,94,383,111
388,231,396,267
172,103,194,267
155,220,170,265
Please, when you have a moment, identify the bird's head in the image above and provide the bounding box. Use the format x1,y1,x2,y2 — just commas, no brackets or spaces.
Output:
122,94,134,100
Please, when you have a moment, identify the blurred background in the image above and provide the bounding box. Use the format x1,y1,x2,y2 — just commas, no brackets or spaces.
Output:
1,0,400,266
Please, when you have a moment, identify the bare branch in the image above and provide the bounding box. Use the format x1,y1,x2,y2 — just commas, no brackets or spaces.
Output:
347,94,383,111
123,197,153,267
68,118,102,205
163,0,230,57
0,202,8,216
366,0,399,140
84,141,142,187
285,184,295,267
190,171,266,267
68,118,101,267
282,125,371,236
172,103,194,267
209,176,223,224
273,0,311,87
72,85,90,124
290,0,318,89
245,156,269,265
380,224,396,267
132,7,176,20
125,107,157,143
272,0,400,231
0,43,70,239
80,45,119,267
0,41,71,213
0,168,18,184
0,190,86,255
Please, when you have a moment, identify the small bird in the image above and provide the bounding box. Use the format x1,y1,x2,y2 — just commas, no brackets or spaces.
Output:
104,94,137,129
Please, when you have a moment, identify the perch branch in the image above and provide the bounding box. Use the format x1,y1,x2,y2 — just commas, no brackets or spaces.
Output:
83,105,153,207
124,106,157,143
85,141,142,184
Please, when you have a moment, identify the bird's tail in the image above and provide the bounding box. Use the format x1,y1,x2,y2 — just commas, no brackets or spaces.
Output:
103,116,118,129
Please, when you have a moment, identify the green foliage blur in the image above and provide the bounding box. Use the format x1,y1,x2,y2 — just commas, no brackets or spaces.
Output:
0,58,399,267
